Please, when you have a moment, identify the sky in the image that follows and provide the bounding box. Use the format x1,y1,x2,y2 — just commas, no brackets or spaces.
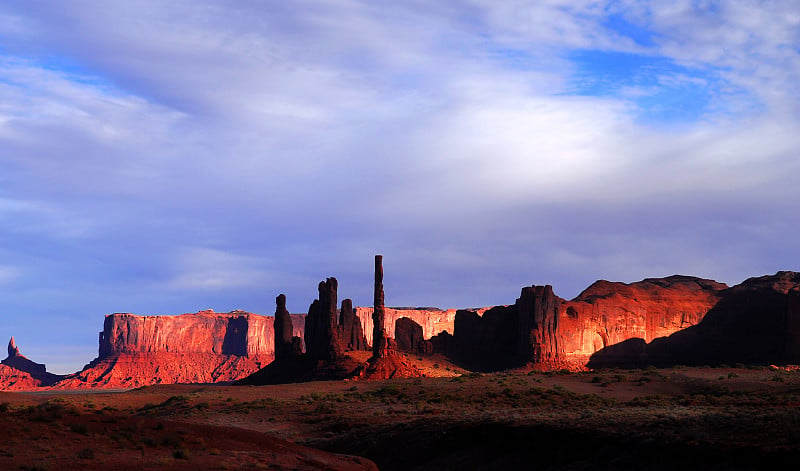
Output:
1,1,799,374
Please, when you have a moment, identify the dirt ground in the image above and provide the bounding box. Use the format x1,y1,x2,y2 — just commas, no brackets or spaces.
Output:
2,357,800,470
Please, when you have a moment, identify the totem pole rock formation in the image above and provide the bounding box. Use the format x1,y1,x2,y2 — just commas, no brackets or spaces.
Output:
362,255,423,379
517,285,562,365
371,255,394,358
305,278,342,363
339,298,368,351
274,294,302,360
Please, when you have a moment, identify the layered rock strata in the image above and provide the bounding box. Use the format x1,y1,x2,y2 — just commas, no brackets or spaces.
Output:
588,271,800,368
274,294,298,361
559,276,726,366
62,310,303,388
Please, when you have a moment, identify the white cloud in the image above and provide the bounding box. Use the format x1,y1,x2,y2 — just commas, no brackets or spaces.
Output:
165,247,277,291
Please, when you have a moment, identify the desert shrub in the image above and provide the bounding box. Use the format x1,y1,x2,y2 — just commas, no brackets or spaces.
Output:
0,402,9,412
590,376,603,383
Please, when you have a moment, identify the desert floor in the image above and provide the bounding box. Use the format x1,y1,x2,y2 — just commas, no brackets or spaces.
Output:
2,356,799,470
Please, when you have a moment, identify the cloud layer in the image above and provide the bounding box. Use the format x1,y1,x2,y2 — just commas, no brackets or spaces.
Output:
1,1,799,372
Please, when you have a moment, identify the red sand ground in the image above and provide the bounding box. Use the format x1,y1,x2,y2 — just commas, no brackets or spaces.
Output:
2,360,800,470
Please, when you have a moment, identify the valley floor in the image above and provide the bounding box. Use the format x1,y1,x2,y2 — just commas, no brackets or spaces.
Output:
1,359,799,470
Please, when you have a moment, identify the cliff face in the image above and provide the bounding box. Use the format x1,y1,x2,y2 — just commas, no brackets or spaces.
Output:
559,276,726,365
356,307,476,347
61,310,304,389
588,271,800,368
98,310,304,358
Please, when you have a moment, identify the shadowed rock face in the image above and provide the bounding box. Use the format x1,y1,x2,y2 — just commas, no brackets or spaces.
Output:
305,278,342,363
395,317,432,355
518,285,562,364
449,285,562,370
274,294,301,361
371,255,395,358
588,271,800,368
339,299,368,352
354,307,463,346
240,277,366,385
559,276,726,366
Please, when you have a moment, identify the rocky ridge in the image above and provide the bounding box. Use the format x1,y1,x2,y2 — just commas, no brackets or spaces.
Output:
0,337,62,388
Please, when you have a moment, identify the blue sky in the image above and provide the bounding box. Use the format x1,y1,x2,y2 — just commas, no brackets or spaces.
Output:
1,1,799,373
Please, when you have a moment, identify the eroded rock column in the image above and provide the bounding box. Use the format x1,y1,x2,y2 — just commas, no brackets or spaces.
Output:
372,255,391,358
274,294,294,361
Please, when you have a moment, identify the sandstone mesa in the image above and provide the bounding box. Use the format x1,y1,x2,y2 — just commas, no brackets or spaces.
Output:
2,256,799,390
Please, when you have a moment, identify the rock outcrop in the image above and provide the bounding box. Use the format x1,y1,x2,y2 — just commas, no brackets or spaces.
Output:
339,298,368,352
518,285,562,365
274,294,299,361
588,271,800,368
305,278,342,363
97,310,303,357
59,310,303,388
362,255,424,379
240,279,365,385
560,276,726,366
371,255,393,358
1,337,62,386
395,317,432,355
447,285,562,370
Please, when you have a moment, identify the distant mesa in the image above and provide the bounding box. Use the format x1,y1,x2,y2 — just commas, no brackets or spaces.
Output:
2,254,800,391
52,310,301,389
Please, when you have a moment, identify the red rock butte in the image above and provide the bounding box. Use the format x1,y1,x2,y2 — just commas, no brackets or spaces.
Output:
3,260,800,390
